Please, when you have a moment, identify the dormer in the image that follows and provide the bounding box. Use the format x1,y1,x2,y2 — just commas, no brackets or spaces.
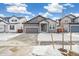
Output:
9,16,19,23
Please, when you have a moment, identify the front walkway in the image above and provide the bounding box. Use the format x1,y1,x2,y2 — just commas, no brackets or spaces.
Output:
37,33,52,45
38,33,52,42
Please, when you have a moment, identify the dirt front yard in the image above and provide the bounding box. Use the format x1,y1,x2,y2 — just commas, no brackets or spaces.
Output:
0,33,38,56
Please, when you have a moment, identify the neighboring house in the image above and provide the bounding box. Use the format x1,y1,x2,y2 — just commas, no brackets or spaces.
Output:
24,15,57,33
69,17,79,32
0,17,8,32
0,16,27,33
59,14,76,32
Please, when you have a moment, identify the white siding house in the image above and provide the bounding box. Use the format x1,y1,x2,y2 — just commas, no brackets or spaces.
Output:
59,14,79,32
24,15,57,33
59,14,76,32
8,16,20,32
0,17,8,32
7,16,27,33
0,16,27,33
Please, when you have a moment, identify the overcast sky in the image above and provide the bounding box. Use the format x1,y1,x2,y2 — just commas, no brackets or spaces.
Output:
0,3,79,20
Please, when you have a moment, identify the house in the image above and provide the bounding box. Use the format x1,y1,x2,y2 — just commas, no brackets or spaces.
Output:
58,14,79,32
58,14,76,32
24,15,57,33
69,17,79,32
1,14,79,33
0,17,8,32
0,16,27,33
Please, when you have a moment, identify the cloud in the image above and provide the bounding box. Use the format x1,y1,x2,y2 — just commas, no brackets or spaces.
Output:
39,12,53,17
6,3,32,14
44,3,64,13
52,17,60,20
0,14,5,17
63,3,74,7
4,3,27,7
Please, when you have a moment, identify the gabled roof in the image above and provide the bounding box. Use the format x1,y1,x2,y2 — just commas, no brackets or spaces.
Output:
67,14,76,19
4,16,25,23
27,15,45,23
74,16,79,19
59,14,76,22
46,18,57,23
0,17,8,24
26,15,56,24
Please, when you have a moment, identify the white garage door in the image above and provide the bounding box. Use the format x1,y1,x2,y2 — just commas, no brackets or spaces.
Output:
0,25,4,32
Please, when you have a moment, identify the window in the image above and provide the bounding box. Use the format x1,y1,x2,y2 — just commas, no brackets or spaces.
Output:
49,25,55,29
12,19,17,22
13,19,17,22
10,25,15,30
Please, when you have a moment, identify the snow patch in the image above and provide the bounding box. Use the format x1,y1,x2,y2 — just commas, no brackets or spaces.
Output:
31,45,63,56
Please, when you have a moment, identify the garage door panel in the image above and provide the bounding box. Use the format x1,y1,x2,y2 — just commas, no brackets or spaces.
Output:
26,28,38,33
71,26,79,32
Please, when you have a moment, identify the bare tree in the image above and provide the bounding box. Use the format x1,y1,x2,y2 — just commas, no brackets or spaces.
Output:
51,33,55,49
61,9,64,49
70,25,72,50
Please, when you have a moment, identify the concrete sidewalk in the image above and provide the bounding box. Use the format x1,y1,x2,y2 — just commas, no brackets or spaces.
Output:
38,33,52,42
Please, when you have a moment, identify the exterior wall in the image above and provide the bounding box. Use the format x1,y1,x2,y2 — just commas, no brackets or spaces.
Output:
0,25,5,32
4,24,8,32
47,20,57,32
60,17,72,32
60,17,72,24
63,24,69,32
7,24,23,32
74,18,79,23
0,21,7,32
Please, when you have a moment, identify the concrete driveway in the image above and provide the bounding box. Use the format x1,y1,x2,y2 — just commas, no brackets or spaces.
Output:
0,33,21,41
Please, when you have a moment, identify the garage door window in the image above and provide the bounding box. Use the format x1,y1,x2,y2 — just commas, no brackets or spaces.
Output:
10,25,15,30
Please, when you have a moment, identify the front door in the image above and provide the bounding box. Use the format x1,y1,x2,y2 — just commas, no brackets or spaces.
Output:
41,24,47,32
